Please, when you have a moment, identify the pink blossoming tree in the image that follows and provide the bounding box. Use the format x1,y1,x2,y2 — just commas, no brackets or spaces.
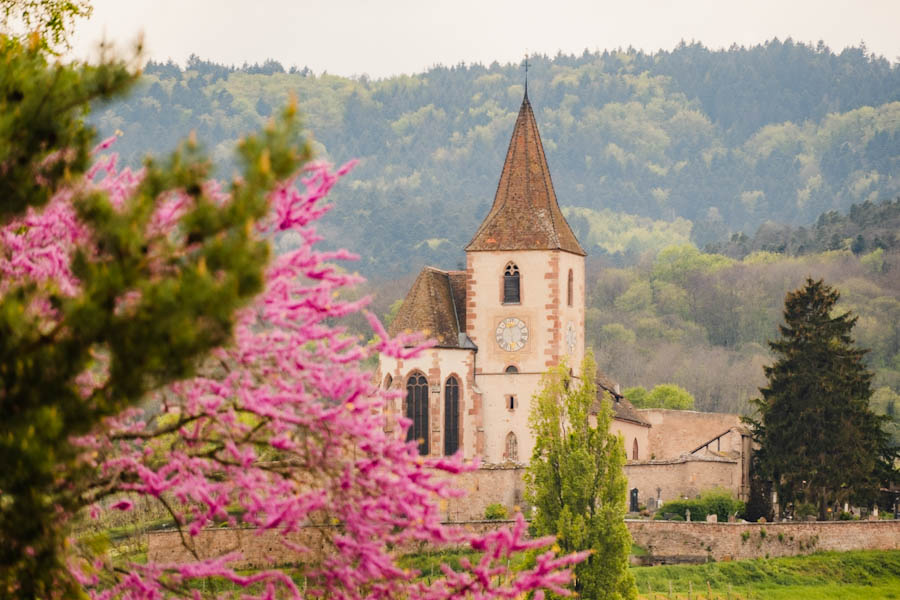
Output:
0,36,584,599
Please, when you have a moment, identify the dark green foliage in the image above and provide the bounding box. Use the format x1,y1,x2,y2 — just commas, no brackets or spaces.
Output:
0,35,135,219
652,489,744,522
525,353,637,600
743,473,775,523
0,36,311,595
745,278,898,520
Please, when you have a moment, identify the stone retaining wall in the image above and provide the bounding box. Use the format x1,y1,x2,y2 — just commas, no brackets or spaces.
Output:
146,519,900,568
627,519,900,563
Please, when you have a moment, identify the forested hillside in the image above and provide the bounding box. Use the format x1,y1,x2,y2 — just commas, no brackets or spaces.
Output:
586,244,900,417
90,40,900,277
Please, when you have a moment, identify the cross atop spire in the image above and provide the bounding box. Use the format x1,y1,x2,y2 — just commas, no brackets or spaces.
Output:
523,52,529,97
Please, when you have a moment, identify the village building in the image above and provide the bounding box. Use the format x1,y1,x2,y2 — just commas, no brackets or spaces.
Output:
376,92,750,519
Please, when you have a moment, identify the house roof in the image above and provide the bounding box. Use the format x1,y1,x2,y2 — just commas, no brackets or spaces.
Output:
465,94,585,256
387,267,474,349
592,371,651,427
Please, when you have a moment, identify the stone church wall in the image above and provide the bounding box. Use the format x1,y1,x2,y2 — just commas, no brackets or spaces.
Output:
434,460,744,521
623,457,742,507
638,409,742,459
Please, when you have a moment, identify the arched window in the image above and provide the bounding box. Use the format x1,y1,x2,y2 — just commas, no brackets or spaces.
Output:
505,365,518,374
632,438,639,461
506,432,518,462
444,376,460,456
503,263,520,304
567,269,574,307
383,374,392,389
406,373,429,455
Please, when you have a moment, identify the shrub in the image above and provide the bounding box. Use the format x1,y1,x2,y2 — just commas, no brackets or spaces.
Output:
655,489,745,522
795,502,817,519
484,503,508,520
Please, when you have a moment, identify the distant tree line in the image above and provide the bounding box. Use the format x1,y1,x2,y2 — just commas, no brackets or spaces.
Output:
90,39,900,277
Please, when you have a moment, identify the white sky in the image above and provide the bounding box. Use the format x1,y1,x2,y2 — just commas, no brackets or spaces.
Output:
70,0,900,78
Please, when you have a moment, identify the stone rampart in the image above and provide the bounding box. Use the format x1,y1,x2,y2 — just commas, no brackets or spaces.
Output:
146,519,900,568
627,519,900,563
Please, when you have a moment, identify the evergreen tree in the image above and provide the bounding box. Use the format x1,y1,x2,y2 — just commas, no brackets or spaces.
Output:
525,353,637,600
746,278,897,520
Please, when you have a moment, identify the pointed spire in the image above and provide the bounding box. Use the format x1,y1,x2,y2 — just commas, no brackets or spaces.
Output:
465,94,585,255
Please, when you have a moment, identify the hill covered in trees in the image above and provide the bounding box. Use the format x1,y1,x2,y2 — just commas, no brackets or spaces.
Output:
90,39,900,277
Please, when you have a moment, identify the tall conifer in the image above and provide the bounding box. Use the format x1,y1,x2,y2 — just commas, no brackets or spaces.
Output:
747,278,896,519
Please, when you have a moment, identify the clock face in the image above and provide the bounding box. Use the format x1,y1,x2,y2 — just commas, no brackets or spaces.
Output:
495,317,529,352
566,321,577,354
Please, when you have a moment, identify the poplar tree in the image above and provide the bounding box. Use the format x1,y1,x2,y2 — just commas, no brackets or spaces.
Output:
525,353,637,600
746,278,897,520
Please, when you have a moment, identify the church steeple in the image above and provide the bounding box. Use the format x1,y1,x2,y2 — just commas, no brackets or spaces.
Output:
465,95,585,256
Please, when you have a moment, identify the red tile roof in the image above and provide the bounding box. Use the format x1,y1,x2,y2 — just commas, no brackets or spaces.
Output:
387,267,471,349
466,94,585,256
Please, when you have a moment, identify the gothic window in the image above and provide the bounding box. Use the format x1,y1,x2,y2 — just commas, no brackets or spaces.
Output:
406,373,429,455
505,365,518,374
503,263,520,304
383,374,392,389
632,438,639,460
444,376,460,456
506,432,518,462
567,269,573,307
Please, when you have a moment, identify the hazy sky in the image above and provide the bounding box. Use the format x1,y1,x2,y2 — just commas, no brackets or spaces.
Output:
71,0,900,78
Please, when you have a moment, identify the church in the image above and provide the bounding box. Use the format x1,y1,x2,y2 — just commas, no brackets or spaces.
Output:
376,92,751,515
376,91,650,465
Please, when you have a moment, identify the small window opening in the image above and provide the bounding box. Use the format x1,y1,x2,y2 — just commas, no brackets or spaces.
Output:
506,432,518,462
383,374,392,389
632,438,639,461
503,263,520,304
505,365,518,374
567,269,573,307
406,373,429,455
507,395,516,410
444,376,460,456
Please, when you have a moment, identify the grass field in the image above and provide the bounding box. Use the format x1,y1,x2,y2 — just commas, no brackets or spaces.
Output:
632,550,900,599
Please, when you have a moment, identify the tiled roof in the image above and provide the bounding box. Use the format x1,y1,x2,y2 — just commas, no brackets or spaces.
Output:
592,371,651,427
387,267,473,349
466,94,585,256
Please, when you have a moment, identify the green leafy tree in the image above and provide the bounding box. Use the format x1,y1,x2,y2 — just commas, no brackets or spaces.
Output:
0,33,310,594
626,384,694,409
525,353,637,600
745,278,898,520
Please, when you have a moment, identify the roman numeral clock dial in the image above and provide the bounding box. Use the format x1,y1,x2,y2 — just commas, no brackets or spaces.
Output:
495,317,528,352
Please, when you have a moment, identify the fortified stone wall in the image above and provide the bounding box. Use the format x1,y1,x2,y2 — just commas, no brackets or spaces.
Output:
627,519,900,562
436,464,528,522
147,519,900,568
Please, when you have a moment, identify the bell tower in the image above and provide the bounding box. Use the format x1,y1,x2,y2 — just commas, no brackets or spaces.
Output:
465,92,586,462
